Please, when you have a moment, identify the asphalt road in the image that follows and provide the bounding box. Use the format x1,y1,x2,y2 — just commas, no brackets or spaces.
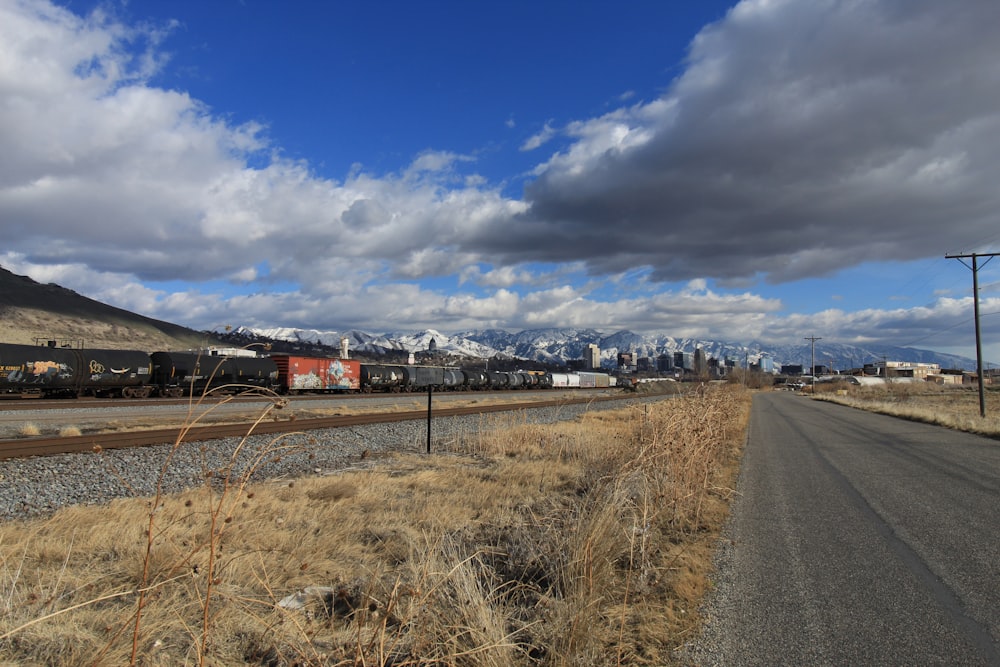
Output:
686,391,1000,666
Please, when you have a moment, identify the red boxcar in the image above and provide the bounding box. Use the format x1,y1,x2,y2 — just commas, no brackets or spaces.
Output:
272,355,360,393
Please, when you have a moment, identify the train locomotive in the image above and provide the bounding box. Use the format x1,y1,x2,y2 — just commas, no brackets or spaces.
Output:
0,342,613,398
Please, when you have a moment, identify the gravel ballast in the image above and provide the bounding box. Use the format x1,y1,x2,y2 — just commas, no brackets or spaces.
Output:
0,399,642,521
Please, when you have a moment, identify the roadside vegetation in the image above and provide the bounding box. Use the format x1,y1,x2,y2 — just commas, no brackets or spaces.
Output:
0,384,749,666
811,380,1000,437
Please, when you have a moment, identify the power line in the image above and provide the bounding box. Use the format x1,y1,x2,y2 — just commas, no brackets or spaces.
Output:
890,256,960,303
898,310,1000,350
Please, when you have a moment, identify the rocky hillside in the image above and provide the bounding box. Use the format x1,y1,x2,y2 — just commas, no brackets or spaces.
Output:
0,266,208,351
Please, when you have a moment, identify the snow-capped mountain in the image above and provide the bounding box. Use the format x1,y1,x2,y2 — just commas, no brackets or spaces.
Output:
243,327,497,359
237,326,978,371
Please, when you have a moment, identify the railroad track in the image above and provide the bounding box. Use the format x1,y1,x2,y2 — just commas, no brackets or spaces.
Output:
0,394,628,460
0,393,349,411
0,389,570,411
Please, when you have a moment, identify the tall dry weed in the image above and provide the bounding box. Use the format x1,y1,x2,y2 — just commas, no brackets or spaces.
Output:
0,384,751,666
1,357,306,666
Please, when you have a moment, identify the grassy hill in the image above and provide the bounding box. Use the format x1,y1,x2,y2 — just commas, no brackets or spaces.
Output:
0,265,210,351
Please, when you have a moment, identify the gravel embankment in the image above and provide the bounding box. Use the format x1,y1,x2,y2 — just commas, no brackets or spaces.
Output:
0,400,641,521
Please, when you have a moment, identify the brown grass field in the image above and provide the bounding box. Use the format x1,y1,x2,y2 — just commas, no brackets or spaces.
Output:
811,380,1000,437
0,384,750,666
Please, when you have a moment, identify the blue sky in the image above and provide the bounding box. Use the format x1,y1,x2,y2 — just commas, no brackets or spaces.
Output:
3,0,1000,362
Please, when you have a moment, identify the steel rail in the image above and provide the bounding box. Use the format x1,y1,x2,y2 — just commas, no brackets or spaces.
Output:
0,394,628,460
0,389,576,411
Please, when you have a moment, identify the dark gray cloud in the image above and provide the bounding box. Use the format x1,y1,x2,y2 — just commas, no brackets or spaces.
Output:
490,0,1000,283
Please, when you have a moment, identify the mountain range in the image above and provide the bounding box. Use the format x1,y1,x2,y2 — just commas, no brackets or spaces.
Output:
243,326,979,372
0,265,979,372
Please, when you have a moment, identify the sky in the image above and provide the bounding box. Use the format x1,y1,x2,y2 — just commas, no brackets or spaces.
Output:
3,0,1000,363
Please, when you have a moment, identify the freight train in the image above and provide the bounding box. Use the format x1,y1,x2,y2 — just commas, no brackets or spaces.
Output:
0,343,614,398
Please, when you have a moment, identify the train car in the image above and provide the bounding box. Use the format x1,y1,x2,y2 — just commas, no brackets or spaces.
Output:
401,365,445,391
1,341,614,399
549,372,569,388
0,343,151,398
231,356,279,391
441,368,465,390
486,370,508,389
150,351,277,396
461,369,489,390
535,372,554,389
577,372,611,388
360,364,406,392
78,348,153,397
1,343,80,397
271,355,360,393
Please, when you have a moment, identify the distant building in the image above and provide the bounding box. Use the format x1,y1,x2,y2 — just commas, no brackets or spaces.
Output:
887,361,939,379
927,373,963,386
204,347,260,358
657,353,673,372
694,348,707,375
617,351,633,370
585,343,601,370
868,360,941,379
637,357,654,372
781,364,804,375
674,351,693,371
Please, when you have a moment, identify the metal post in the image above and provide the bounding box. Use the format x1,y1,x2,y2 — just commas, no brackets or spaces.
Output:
426,384,433,453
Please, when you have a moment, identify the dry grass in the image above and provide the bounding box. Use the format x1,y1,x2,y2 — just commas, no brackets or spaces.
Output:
18,423,40,437
0,384,750,666
291,393,548,421
0,304,206,351
813,381,1000,437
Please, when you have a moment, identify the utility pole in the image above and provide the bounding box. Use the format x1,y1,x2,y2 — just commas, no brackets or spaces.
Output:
946,252,998,418
805,336,821,391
